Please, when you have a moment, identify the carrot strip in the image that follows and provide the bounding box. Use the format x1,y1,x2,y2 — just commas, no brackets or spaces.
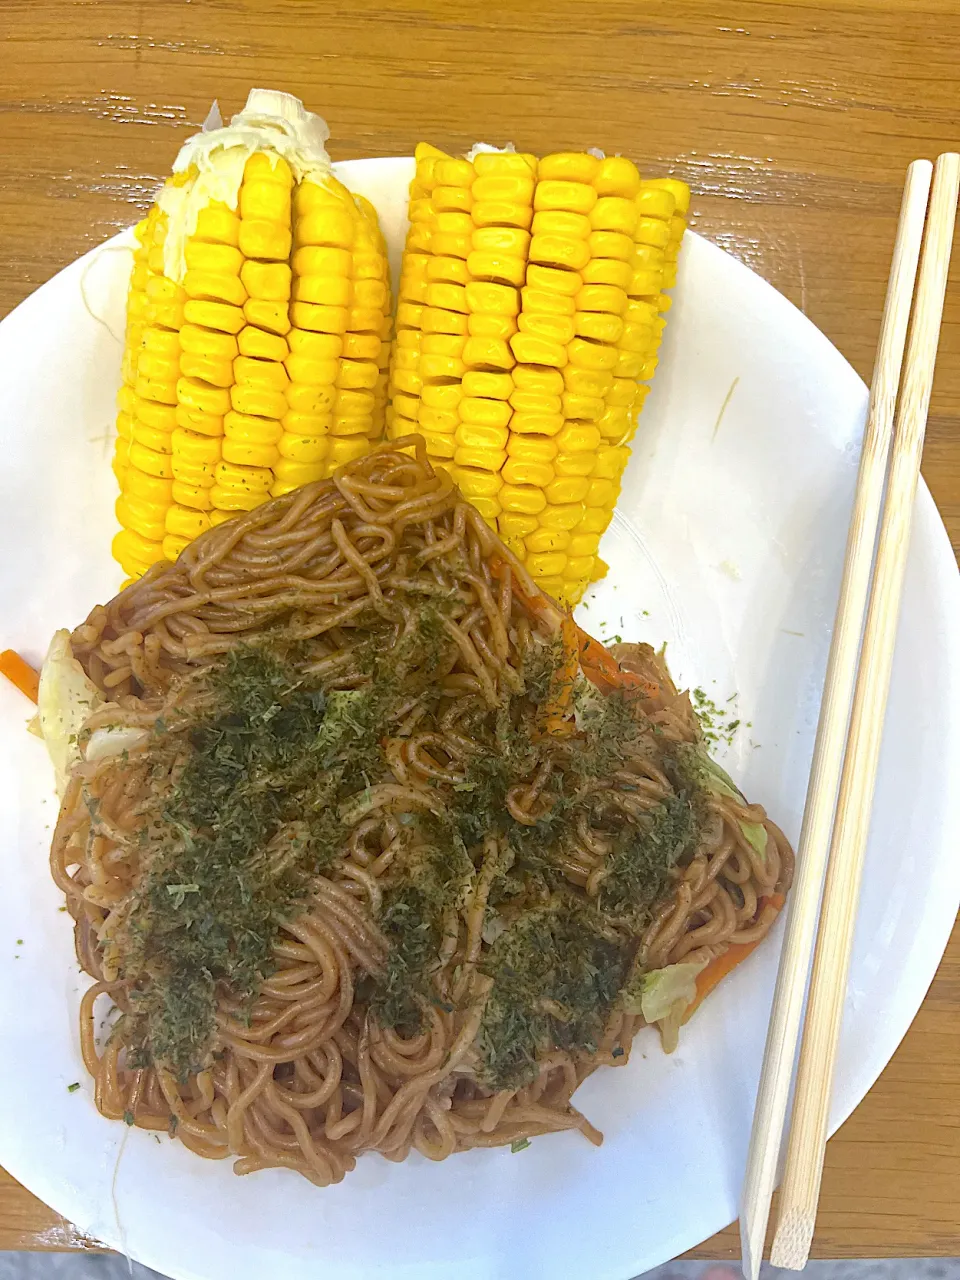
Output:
684,892,787,1022
575,627,660,699
0,650,40,704
542,617,579,737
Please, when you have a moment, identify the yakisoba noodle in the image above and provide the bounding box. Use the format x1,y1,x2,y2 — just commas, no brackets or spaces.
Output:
52,437,793,1184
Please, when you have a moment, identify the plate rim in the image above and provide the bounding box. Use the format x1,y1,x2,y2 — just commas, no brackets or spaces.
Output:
1,160,958,1277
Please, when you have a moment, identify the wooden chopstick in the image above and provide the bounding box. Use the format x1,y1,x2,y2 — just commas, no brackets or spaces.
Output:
769,150,960,1271
737,157,934,1280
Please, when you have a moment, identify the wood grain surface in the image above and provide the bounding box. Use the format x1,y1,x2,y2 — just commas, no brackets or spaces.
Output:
1,0,958,1264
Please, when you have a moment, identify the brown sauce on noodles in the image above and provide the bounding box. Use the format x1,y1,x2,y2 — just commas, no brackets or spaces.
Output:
51,437,793,1183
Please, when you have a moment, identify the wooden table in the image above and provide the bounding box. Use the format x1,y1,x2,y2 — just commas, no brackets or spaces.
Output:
1,0,958,1264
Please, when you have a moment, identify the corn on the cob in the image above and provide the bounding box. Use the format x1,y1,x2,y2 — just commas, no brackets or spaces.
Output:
112,90,392,580
386,144,688,607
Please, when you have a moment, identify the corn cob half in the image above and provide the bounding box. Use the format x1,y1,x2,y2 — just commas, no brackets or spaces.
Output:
386,143,688,608
113,90,392,580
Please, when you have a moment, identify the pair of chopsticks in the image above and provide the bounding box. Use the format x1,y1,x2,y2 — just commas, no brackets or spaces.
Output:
739,151,960,1278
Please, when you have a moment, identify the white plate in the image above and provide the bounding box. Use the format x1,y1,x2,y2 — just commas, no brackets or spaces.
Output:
0,157,958,1280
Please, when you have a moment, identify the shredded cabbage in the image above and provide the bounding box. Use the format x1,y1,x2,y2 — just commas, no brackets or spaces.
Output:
621,957,709,1053
36,630,103,797
739,819,769,861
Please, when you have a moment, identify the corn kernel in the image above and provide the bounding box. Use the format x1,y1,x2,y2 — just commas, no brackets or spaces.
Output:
596,407,631,440
563,366,614,398
535,178,598,215
565,555,595,581
230,384,288,419
464,281,521,318
520,286,576,317
554,452,595,478
468,313,517,340
277,433,329,463
243,299,291,335
281,411,331,437
629,268,663,296
510,333,568,368
422,431,457,460
463,249,526,290
421,333,466,357
506,434,557,462
531,209,591,239
175,405,223,436
292,246,352,277
238,326,290,361
172,428,221,466
581,258,633,289
577,284,628,314
272,458,328,489
517,312,575,345
418,406,459,433
214,460,273,493
131,421,173,454
211,485,263,511
420,354,465,380
331,410,373,436
586,478,616,507
462,337,515,370
433,185,474,214
436,158,475,186
336,388,375,418
462,371,513,399
426,282,468,313
343,332,382,361
165,506,211,540
183,299,246,334
568,532,601,557
296,207,355,250
525,527,570,555
590,197,639,236
526,263,582,296
635,217,671,249
454,446,506,473
513,365,565,395
183,270,247,308
432,231,472,258
184,241,243,275
499,484,547,515
615,350,646,379
530,234,590,272
327,437,371,468
457,421,509,452
498,512,539,539
472,201,533,230
421,383,461,410
540,502,584,531
194,204,241,245
460,397,513,430
171,480,214,511
422,307,468,336
126,468,173,504
294,275,352,307
426,255,471,286
234,355,289,391
290,302,349,334
509,411,564,436
594,157,641,199
503,458,555,488
593,445,629,479
555,423,601,453
287,383,337,415
224,411,283,445
575,312,624,343
567,337,618,371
